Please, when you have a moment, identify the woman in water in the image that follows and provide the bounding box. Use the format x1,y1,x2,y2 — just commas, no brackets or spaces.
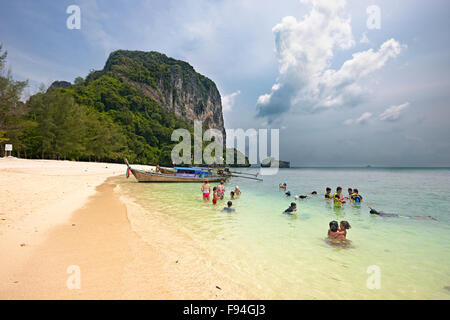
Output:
201,180,210,202
217,181,225,200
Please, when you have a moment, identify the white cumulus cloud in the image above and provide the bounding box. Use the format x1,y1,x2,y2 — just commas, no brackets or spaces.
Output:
379,102,410,121
222,90,241,112
344,112,373,125
256,0,403,122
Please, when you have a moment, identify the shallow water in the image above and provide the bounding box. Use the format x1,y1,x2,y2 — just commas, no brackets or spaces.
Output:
120,168,450,299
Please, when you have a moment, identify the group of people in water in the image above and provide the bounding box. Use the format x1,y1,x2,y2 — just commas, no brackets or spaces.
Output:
280,183,361,241
201,180,241,212
279,181,438,242
199,179,437,241
280,183,363,207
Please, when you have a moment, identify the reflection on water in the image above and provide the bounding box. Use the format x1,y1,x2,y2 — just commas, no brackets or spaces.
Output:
119,168,450,299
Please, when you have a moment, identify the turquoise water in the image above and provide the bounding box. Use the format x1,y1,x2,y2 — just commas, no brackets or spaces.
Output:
121,168,450,299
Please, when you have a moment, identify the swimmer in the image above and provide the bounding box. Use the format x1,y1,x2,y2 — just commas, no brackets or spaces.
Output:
283,202,297,215
294,194,310,200
369,207,437,220
234,186,241,196
279,182,287,190
285,191,291,197
230,191,237,200
325,187,332,200
223,201,235,212
201,180,210,201
310,191,317,195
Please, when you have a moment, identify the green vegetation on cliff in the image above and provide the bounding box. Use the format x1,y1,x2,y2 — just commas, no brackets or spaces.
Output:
0,46,248,166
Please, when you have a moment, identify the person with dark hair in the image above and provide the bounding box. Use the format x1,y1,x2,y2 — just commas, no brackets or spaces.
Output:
333,187,345,206
223,201,235,212
369,207,437,220
310,191,317,195
212,186,219,205
328,220,350,239
285,191,291,197
230,191,237,199
283,202,297,215
347,188,353,198
328,221,340,238
351,188,362,203
325,187,332,199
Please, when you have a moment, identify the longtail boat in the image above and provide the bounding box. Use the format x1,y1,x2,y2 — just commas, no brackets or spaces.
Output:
125,159,230,182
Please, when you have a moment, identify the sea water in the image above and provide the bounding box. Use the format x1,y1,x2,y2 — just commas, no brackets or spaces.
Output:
119,168,450,299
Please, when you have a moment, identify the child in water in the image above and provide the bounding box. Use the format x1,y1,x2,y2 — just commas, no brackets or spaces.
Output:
284,202,297,215
328,220,351,240
230,191,237,199
339,221,351,239
279,182,287,190
212,186,219,205
325,187,332,199
351,188,362,203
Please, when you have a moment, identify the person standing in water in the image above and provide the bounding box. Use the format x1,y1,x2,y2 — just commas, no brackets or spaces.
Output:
217,181,226,200
212,186,219,205
223,201,235,212
325,187,332,199
201,180,211,202
333,187,345,206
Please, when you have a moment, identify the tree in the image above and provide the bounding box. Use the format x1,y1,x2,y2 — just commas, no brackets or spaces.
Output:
0,44,28,156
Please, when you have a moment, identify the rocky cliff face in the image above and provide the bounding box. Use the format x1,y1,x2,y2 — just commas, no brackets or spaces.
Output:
103,50,226,142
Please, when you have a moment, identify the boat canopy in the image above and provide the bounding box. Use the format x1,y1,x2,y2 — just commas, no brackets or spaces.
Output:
174,167,213,177
174,167,204,172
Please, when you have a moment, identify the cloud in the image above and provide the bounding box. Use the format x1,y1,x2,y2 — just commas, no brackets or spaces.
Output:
344,112,373,125
379,102,410,121
360,32,369,44
256,0,403,122
222,90,241,112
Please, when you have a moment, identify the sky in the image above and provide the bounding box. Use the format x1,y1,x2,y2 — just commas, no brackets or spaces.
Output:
1,0,449,166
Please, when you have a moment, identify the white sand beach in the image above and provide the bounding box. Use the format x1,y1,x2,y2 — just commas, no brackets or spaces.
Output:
0,157,248,299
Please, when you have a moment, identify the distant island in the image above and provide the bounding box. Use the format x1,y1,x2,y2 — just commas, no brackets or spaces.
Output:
261,157,290,168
